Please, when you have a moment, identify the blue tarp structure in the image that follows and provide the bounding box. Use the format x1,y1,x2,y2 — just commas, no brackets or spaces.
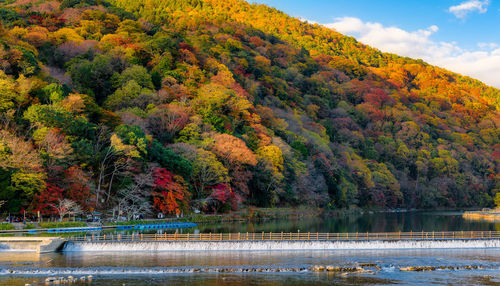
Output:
130,222,197,230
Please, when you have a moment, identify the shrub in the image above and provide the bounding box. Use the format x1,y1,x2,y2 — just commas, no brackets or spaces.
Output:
24,223,37,229
0,223,15,230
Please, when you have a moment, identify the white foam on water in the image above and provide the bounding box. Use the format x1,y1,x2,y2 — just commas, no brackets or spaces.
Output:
1,264,498,276
63,239,500,252
0,264,320,276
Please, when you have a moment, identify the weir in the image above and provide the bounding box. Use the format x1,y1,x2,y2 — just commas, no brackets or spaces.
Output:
63,231,500,252
67,230,500,242
63,239,500,252
3,231,500,253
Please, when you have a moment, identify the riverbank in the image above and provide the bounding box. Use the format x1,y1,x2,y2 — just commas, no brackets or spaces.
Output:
2,207,473,232
0,207,322,232
463,210,500,222
0,207,322,234
108,207,323,226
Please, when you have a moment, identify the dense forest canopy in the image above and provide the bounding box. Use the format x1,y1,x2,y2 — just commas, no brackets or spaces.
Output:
0,0,498,217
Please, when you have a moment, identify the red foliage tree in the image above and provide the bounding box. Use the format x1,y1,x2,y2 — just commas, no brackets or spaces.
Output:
363,88,393,108
63,166,93,211
32,184,63,215
152,168,190,215
206,183,240,213
29,14,65,31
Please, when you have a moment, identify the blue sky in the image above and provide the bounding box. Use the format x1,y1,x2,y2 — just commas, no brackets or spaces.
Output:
252,0,500,88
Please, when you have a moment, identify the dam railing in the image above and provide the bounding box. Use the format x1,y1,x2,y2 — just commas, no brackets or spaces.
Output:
68,231,500,242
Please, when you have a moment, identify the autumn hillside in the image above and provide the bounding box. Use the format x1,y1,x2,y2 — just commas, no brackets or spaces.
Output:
0,0,498,217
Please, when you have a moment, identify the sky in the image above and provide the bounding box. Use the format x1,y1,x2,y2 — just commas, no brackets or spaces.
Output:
252,0,500,88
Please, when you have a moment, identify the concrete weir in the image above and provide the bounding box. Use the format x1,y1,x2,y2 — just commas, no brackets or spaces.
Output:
63,238,500,252
0,237,67,253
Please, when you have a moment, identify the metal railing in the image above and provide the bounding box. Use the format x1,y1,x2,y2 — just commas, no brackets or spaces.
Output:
68,231,500,242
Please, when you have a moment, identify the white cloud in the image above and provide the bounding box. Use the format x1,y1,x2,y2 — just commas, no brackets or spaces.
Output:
326,18,449,60
448,0,489,19
325,17,500,88
477,42,498,49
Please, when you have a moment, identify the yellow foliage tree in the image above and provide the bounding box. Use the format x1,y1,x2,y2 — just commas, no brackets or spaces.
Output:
50,28,84,45
110,134,140,158
256,145,284,172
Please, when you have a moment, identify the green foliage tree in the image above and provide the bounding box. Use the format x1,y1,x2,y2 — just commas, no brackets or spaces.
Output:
104,80,153,110
112,65,153,89
495,191,500,209
67,54,120,103
148,140,193,178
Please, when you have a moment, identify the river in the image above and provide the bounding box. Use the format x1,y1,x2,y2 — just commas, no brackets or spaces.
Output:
0,211,499,285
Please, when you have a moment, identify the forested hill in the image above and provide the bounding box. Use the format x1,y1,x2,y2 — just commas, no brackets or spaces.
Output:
0,0,498,216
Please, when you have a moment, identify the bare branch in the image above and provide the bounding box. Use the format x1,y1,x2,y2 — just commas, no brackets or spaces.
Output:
112,171,154,221
51,199,82,221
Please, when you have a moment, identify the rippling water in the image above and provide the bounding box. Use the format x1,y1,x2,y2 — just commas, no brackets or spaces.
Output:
1,249,500,285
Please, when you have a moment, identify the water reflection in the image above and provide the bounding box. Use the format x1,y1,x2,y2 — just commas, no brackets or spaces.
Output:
76,211,500,238
193,211,499,234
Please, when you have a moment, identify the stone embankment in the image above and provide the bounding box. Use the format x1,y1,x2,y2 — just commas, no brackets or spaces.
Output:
0,237,66,253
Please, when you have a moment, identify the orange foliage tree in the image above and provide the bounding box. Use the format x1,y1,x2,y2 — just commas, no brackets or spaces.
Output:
211,133,257,167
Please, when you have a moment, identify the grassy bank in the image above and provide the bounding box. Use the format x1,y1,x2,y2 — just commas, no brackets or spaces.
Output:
38,222,87,228
0,223,15,230
107,207,322,226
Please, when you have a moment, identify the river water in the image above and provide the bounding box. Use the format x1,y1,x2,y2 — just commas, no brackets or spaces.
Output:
195,210,499,233
1,211,499,285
